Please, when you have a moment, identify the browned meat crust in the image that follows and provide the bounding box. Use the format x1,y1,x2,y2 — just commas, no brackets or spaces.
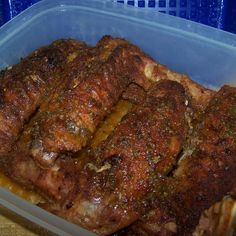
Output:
40,80,190,235
29,36,214,168
144,63,214,112
0,36,220,236
122,83,146,104
0,39,87,156
131,85,236,236
29,36,155,167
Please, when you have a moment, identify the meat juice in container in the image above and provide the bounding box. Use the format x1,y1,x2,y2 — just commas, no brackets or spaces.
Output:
0,0,236,235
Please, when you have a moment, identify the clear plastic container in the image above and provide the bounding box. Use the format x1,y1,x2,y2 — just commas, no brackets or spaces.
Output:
0,0,236,235
2,1,236,33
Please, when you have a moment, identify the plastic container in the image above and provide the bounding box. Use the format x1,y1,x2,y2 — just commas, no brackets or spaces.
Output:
1,0,236,33
0,188,96,236
0,0,236,235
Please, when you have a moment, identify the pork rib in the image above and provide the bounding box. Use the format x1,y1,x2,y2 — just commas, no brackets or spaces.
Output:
130,85,236,236
41,80,190,235
0,39,87,156
29,36,154,167
29,36,214,168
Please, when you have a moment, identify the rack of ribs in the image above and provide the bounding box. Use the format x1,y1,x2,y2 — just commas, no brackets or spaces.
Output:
0,36,213,165
0,36,152,196
0,39,88,156
26,36,149,167
129,85,236,236
1,36,233,236
39,80,191,235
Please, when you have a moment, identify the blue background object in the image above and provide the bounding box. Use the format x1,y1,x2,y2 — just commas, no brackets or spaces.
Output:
0,0,235,33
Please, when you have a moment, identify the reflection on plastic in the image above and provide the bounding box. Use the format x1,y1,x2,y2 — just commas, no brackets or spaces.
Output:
0,188,96,236
0,0,236,33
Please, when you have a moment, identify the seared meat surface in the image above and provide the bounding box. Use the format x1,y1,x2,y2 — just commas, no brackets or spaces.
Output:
2,100,132,202
0,39,87,156
143,62,213,112
0,36,234,236
29,36,156,168
29,36,213,168
41,80,190,235
130,85,236,236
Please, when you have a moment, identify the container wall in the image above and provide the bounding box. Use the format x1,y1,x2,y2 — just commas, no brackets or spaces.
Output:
0,1,236,87
0,1,236,235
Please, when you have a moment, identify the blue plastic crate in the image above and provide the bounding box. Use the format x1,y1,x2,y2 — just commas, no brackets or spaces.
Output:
0,0,236,33
0,0,40,22
118,0,236,31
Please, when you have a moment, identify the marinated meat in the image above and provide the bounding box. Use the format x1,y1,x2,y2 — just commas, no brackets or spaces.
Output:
122,83,146,105
0,39,87,156
41,80,190,235
0,36,230,236
130,85,236,236
29,36,213,168
29,36,155,167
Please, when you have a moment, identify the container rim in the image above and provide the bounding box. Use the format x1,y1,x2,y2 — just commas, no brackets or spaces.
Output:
0,0,236,50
